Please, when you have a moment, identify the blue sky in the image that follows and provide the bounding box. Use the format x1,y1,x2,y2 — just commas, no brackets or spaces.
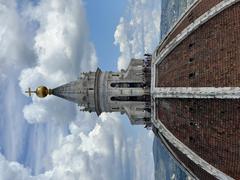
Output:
85,0,127,71
0,0,162,179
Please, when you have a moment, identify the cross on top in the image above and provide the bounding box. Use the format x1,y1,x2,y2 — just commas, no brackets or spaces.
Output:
25,88,36,97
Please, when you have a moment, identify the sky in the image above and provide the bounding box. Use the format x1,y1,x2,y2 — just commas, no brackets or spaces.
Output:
85,0,127,71
0,0,162,179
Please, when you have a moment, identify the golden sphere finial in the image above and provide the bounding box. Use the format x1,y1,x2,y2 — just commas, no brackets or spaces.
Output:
25,86,52,98
35,86,49,98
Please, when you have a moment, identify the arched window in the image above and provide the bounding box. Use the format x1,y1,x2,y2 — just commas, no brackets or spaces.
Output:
111,95,150,102
112,107,120,110
110,82,144,88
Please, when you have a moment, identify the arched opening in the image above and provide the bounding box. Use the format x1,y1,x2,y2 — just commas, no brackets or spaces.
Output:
112,107,120,110
110,82,145,88
111,95,150,102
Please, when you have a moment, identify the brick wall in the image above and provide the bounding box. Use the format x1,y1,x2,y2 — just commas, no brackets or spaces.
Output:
157,0,222,54
156,2,240,87
153,127,217,180
157,98,240,179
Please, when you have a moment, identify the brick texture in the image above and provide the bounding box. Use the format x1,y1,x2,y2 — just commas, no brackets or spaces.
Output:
157,0,222,54
156,2,240,87
157,98,240,179
153,127,217,180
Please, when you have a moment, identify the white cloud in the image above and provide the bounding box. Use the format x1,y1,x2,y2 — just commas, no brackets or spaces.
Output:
0,0,35,74
15,0,99,172
48,113,154,180
19,0,97,124
42,113,154,180
0,0,98,174
0,0,36,162
0,114,153,180
44,114,130,180
0,154,33,180
114,0,162,70
0,0,155,179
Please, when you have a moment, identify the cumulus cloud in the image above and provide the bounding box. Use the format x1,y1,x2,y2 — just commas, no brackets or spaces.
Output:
19,0,97,124
0,0,35,75
0,0,98,174
44,114,134,180
0,154,33,180
48,114,153,180
114,0,162,70
0,0,37,162
0,114,153,180
0,0,155,178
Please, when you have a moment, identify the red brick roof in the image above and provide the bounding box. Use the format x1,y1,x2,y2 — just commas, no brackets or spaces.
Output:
154,1,240,179
153,127,217,180
157,1,240,87
157,0,222,54
156,99,240,179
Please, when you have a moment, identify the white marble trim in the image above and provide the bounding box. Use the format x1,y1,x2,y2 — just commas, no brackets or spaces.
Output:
152,118,234,180
155,0,239,66
155,0,200,58
152,87,240,99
